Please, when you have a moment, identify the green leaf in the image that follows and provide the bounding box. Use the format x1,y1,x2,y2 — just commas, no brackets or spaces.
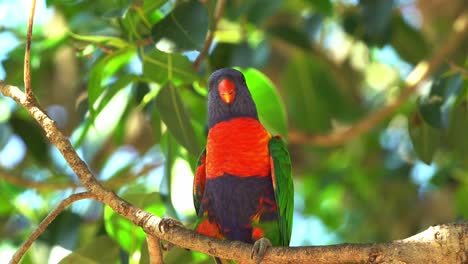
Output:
390,14,430,65
359,0,393,46
210,42,270,69
155,82,201,156
455,183,468,218
68,31,130,48
88,48,136,113
10,114,49,164
104,192,165,254
151,0,208,52
0,123,12,150
446,101,468,160
241,68,288,138
142,50,199,84
281,53,356,133
97,74,140,114
306,0,333,16
419,73,463,129
75,74,138,147
159,133,179,217
268,25,311,50
59,236,120,264
163,247,200,264
42,211,81,249
408,112,442,164
246,0,282,25
148,102,162,144
0,181,18,215
304,14,324,39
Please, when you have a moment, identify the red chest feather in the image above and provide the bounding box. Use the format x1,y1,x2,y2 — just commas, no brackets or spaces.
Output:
206,117,271,178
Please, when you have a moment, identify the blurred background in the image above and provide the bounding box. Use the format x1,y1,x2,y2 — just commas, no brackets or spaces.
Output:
0,0,467,263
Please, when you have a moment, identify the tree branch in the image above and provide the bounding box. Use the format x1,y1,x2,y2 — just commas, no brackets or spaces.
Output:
288,11,468,147
146,235,163,264
24,0,36,99
139,220,468,264
193,0,226,70
9,192,97,264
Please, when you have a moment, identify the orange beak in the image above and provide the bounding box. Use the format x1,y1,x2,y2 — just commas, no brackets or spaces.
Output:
218,79,236,104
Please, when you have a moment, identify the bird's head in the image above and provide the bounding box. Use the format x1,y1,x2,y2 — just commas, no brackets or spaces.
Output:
207,68,258,128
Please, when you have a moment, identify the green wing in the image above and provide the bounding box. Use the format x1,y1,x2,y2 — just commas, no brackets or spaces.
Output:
269,136,294,246
193,148,206,215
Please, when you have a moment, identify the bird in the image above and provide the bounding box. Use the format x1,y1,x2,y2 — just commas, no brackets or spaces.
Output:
193,68,294,263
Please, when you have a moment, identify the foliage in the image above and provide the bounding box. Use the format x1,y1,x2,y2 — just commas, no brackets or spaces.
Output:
0,0,466,263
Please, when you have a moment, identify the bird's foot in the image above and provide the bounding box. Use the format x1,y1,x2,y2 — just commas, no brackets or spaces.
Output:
251,237,272,264
158,217,184,251
158,217,183,233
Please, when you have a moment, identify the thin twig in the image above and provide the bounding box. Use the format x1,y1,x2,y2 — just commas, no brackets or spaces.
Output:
193,0,226,70
0,163,161,191
146,235,164,264
24,0,36,99
0,170,79,191
9,192,98,264
288,11,468,146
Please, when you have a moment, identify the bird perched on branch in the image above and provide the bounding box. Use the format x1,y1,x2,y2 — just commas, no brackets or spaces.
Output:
193,68,294,263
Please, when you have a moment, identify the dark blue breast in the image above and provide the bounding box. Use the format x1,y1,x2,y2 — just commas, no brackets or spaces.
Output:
198,174,278,243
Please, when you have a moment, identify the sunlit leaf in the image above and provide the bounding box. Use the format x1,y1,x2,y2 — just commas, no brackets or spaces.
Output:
164,247,201,263
306,0,333,16
0,181,18,215
59,236,120,264
318,184,345,228
282,53,356,133
151,0,208,52
88,48,136,114
142,50,199,84
241,68,288,138
75,74,138,147
455,183,468,218
68,31,130,48
155,82,201,156
104,192,165,253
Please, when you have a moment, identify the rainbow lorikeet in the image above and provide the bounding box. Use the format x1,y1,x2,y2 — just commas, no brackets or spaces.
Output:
193,68,294,263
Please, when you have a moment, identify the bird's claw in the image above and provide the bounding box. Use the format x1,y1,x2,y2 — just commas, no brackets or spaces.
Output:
157,217,184,251
158,217,183,233
251,237,272,264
